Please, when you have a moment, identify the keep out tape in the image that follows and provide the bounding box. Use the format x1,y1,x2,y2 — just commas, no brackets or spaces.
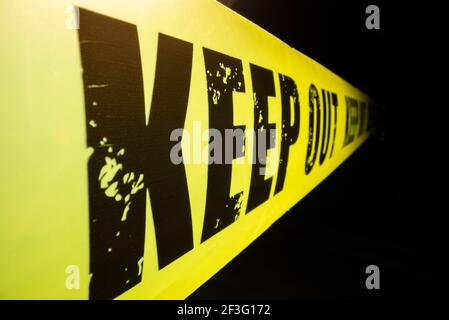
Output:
0,0,378,299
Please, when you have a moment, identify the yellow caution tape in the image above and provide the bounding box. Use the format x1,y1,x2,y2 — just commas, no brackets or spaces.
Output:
0,0,377,299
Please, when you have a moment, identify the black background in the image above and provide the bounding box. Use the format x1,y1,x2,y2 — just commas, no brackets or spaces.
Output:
189,0,444,299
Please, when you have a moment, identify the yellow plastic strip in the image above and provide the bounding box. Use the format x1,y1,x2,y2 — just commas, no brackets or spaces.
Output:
0,0,377,299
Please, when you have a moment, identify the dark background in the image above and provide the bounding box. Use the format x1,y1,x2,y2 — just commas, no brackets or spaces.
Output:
189,0,444,299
